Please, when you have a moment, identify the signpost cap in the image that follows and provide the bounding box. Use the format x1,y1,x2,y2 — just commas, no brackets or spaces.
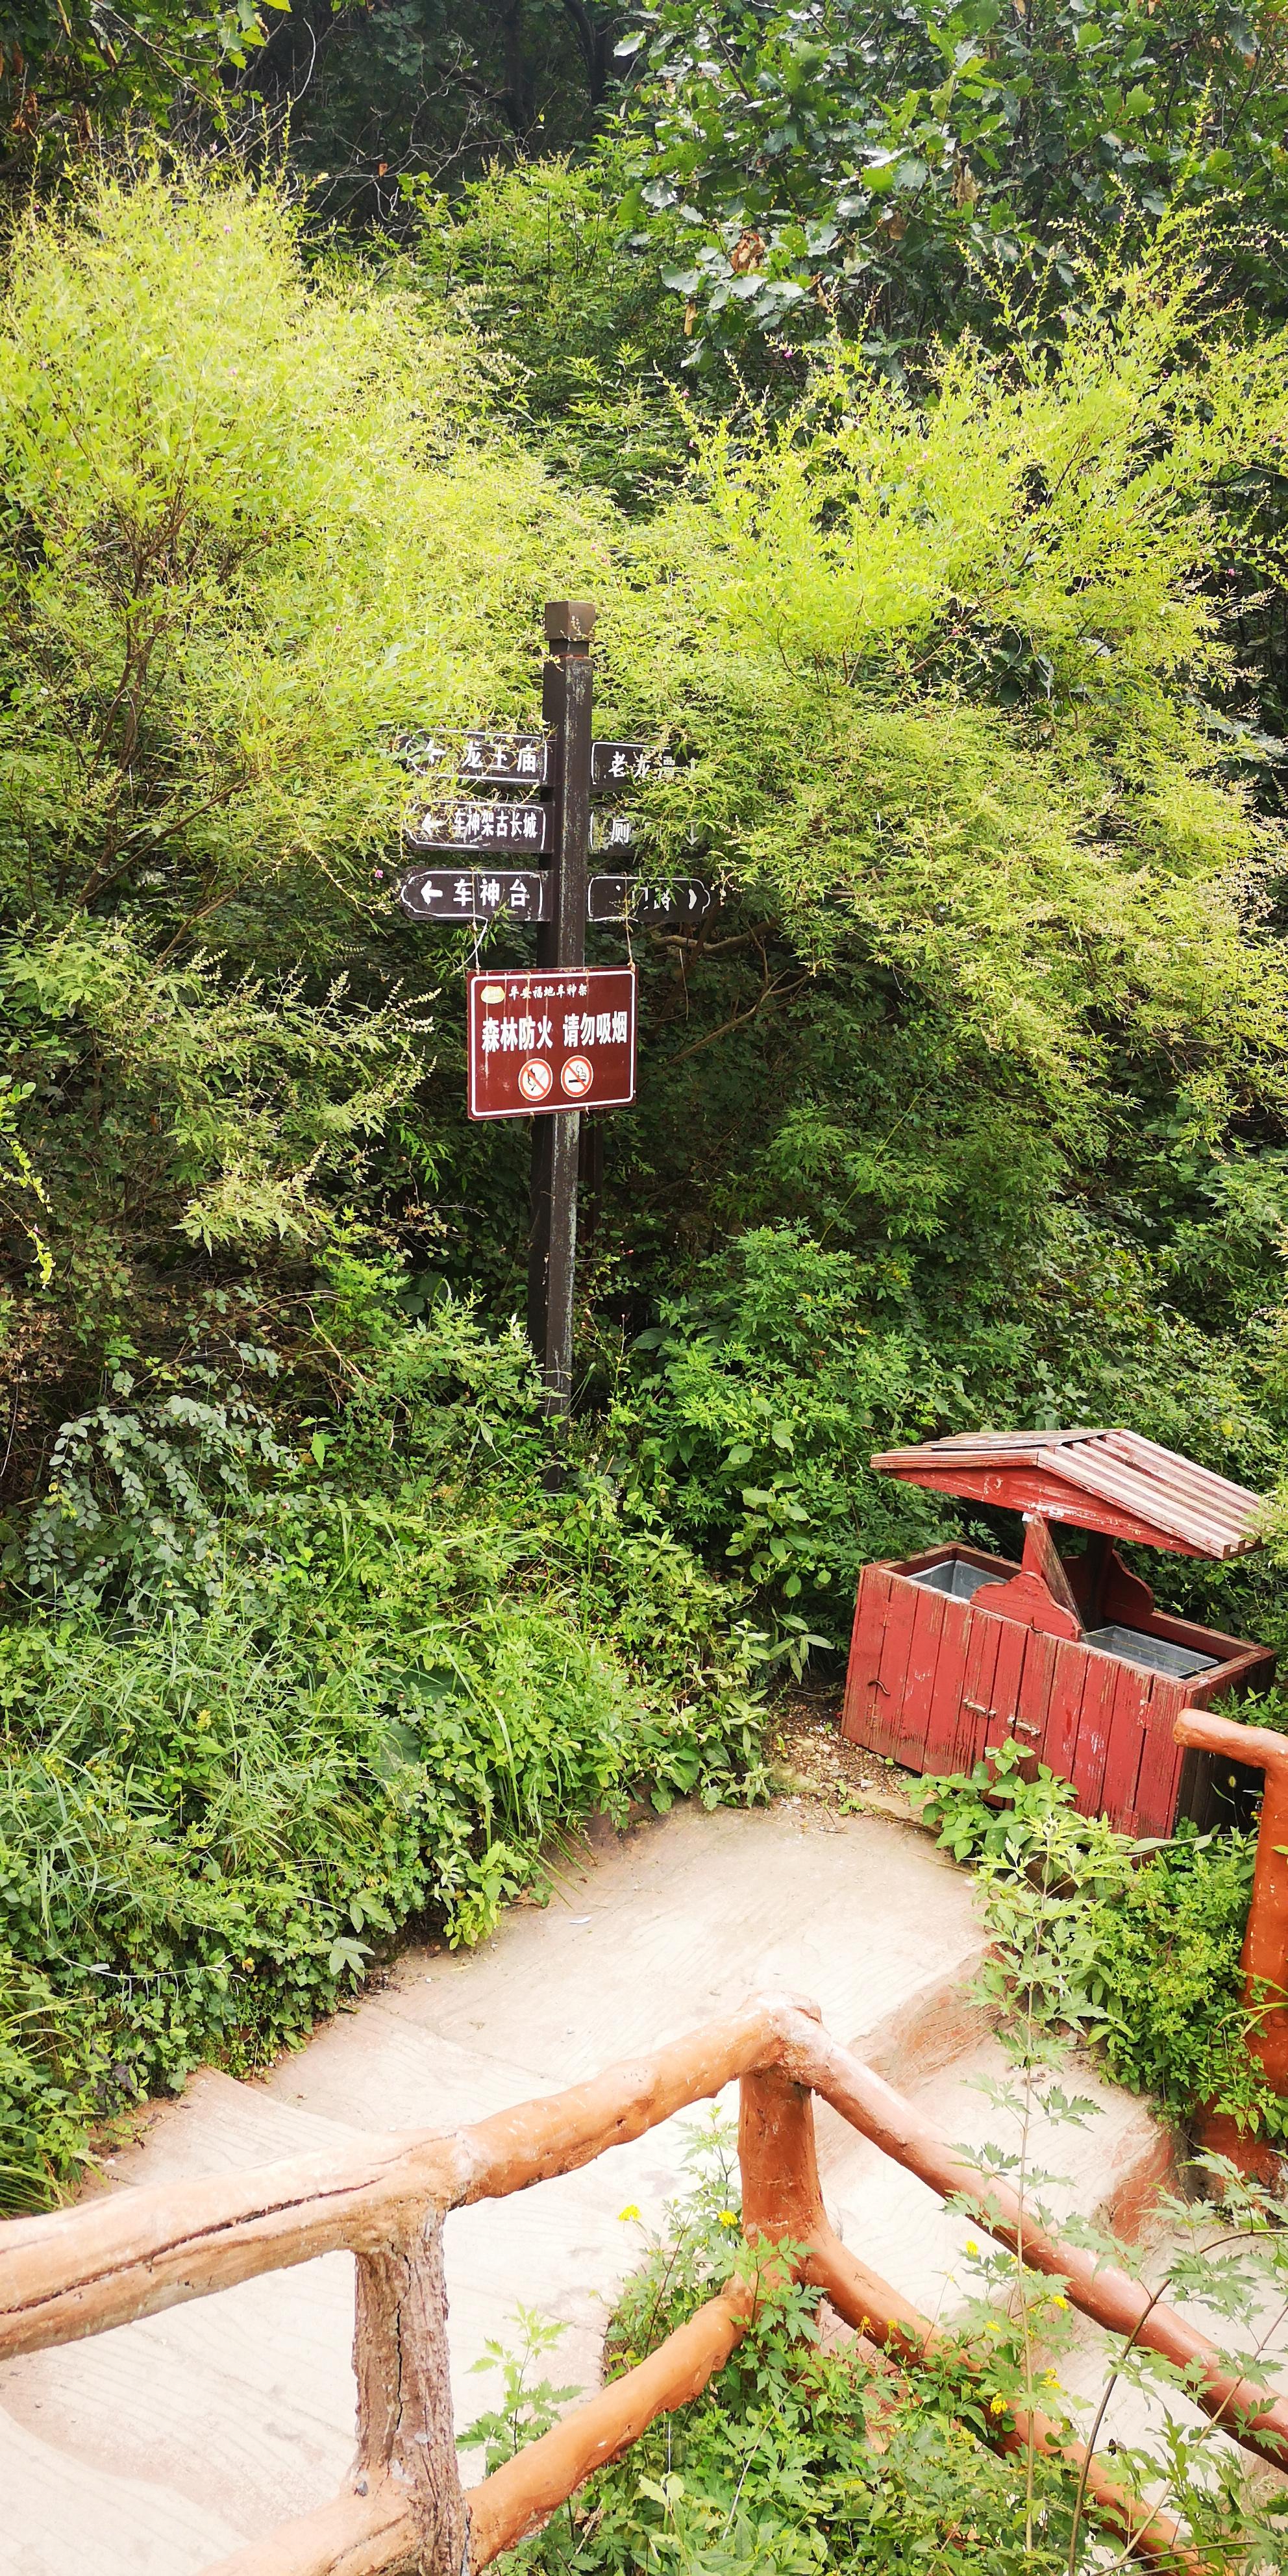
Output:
544,599,597,644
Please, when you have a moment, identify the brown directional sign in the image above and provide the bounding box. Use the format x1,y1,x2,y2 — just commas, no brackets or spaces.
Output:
404,798,551,856
590,808,639,854
458,732,551,787
399,730,551,787
467,966,636,1121
588,875,712,926
591,741,675,790
399,867,549,924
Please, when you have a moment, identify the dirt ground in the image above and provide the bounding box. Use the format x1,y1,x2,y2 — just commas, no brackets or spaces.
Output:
766,1689,930,1833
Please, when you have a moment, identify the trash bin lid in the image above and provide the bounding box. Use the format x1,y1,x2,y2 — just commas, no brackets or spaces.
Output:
870,1428,1264,1559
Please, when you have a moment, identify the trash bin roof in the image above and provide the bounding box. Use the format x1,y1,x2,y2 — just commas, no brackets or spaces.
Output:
869,1428,1264,1559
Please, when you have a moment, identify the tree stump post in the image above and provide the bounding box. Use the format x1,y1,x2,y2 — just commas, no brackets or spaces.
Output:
354,2216,469,2574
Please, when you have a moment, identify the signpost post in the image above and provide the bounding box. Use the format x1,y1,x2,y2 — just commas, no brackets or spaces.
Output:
527,600,595,1421
393,597,711,1446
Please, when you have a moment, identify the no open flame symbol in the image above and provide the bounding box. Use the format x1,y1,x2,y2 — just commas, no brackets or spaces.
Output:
517,1058,553,1103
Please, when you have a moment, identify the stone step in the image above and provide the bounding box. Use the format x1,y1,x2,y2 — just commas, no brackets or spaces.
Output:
1050,2212,1288,2504
0,1795,1181,2576
815,2036,1174,2325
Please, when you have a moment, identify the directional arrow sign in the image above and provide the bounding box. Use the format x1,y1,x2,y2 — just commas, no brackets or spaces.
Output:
588,875,712,926
591,741,676,790
398,730,551,787
399,867,550,924
404,799,551,856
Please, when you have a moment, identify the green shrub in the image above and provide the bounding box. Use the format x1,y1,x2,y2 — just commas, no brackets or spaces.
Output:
612,1226,959,1639
469,2117,1288,2572
917,1743,1283,2141
0,1306,767,2210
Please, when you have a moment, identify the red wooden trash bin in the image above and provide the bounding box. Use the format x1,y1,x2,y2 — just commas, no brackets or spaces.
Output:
841,1428,1274,1839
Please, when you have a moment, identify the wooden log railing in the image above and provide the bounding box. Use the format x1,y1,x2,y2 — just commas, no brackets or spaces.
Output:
2,1990,1285,2575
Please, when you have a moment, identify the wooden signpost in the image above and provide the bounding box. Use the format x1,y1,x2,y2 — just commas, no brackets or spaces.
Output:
399,867,550,924
588,875,713,926
395,599,710,1427
526,600,595,1421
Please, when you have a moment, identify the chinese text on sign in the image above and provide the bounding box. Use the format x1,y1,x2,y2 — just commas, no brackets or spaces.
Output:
399,868,550,923
404,800,551,856
467,968,637,1121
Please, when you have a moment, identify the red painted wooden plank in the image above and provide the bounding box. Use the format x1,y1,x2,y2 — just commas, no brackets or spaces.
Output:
983,1614,1031,1755
1015,1626,1059,1766
1052,1446,1232,1555
1070,1647,1118,1820
1043,1636,1086,1787
1098,1663,1152,1834
946,1607,1004,1776
840,1565,895,1750
1096,1433,1254,1554
1133,1672,1187,1839
871,1570,921,1762
920,1593,972,1776
870,1464,1199,1553
1187,1642,1276,1709
898,1583,950,1772
1104,1428,1260,1520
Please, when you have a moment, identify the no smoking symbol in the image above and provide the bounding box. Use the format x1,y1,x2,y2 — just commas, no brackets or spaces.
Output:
560,1056,593,1099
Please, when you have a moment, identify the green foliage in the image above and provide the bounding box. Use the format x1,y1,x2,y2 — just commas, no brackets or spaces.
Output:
471,2118,1288,2571
0,165,603,1477
0,1303,766,2209
461,2305,584,2475
20,1342,288,1616
229,5,624,230
612,1226,955,1635
917,1743,1287,2141
0,5,282,175
410,153,694,508
617,0,1288,365
8,166,1288,1626
593,260,1288,1193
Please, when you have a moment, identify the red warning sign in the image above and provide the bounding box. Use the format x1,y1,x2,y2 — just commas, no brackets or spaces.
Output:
466,966,637,1121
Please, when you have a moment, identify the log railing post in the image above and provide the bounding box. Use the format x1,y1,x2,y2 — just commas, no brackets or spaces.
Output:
738,1994,827,2253
354,2214,469,2575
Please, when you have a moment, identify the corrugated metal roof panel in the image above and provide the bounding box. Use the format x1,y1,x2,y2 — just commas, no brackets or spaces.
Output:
870,1428,1264,1560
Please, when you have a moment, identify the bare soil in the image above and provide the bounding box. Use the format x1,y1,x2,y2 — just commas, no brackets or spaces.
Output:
767,1689,930,1833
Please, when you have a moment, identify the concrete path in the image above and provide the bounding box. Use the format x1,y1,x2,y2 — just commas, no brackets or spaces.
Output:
0,1795,1175,2573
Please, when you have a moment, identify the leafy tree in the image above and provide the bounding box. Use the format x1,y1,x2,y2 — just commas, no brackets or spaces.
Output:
586,254,1288,1303
229,1,626,221
0,167,599,1489
0,3,284,173
614,0,1288,366
409,151,695,505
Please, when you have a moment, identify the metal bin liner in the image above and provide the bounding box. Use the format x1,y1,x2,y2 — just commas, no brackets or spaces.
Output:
1084,1624,1219,1679
908,1558,1007,1603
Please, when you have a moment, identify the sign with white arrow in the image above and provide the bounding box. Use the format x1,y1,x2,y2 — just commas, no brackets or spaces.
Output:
399,867,550,924
588,875,712,926
399,730,551,787
404,799,551,856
